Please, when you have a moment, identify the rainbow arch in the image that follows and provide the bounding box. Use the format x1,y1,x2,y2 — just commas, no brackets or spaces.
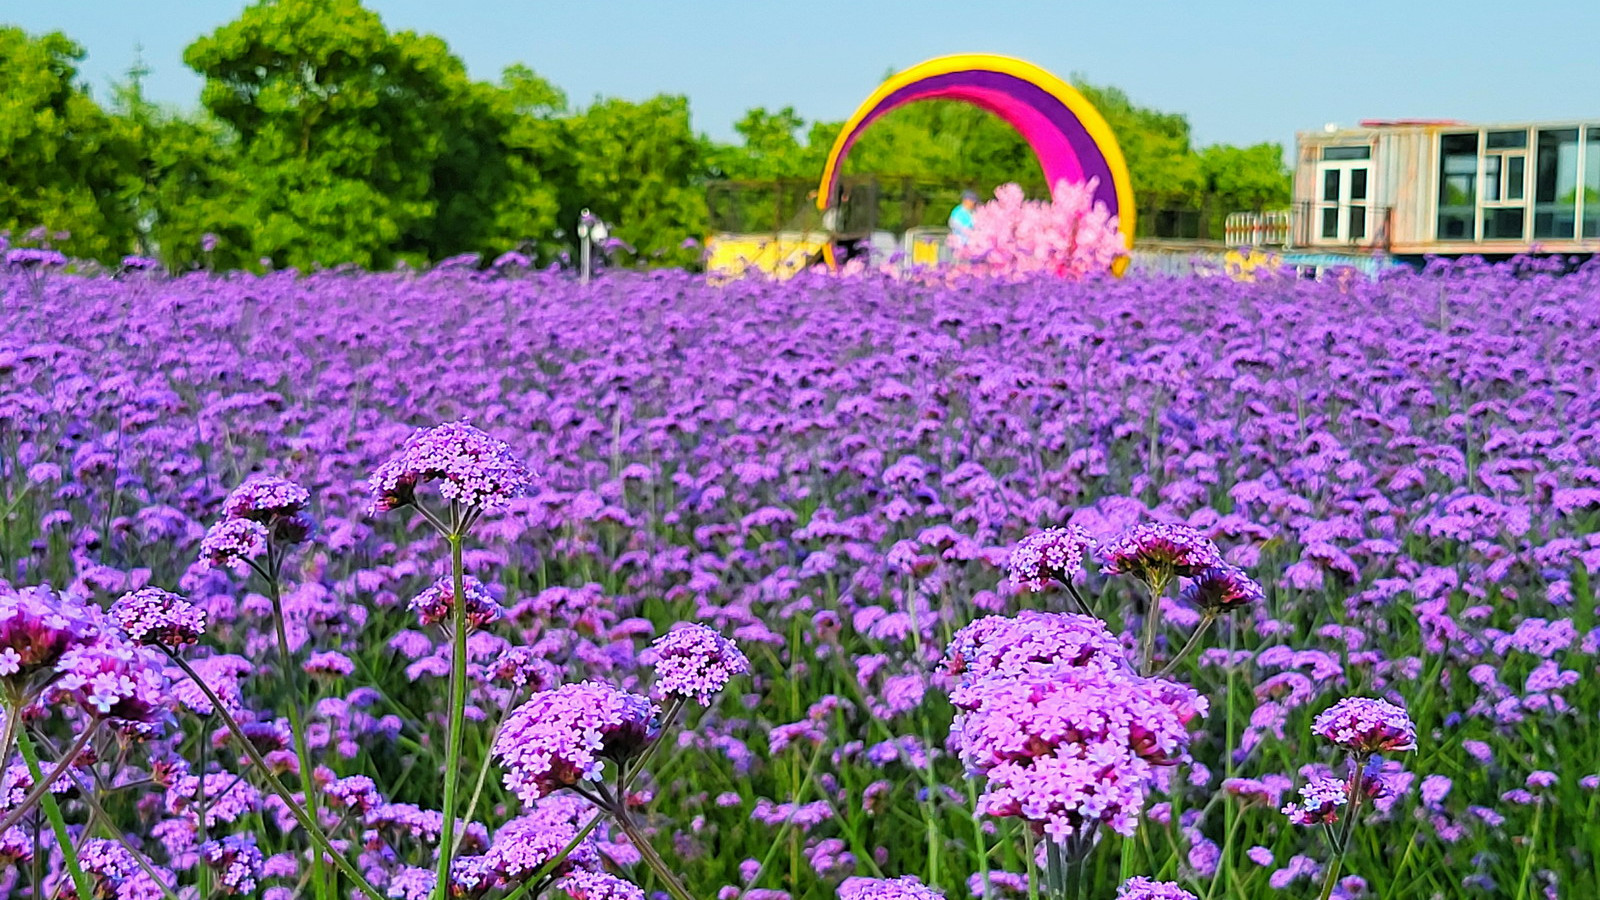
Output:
817,53,1135,267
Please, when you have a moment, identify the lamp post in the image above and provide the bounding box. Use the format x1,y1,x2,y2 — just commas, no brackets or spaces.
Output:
577,209,608,285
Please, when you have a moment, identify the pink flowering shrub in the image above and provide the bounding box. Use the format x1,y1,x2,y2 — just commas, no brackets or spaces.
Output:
950,180,1125,280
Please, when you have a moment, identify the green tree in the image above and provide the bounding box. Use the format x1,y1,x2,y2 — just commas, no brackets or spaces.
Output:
1200,142,1291,212
0,26,142,261
566,95,708,268
412,67,571,264
183,0,479,269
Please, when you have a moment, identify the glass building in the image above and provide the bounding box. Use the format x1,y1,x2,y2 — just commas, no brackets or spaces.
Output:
1293,120,1600,257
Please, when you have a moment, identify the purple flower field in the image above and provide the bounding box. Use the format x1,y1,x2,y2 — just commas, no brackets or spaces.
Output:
1,259,1598,900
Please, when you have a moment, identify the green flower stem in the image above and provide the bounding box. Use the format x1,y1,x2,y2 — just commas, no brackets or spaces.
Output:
14,726,95,900
1316,760,1368,900
77,783,184,900
1157,613,1217,679
257,547,328,900
0,721,99,835
623,697,685,791
0,696,20,786
165,651,386,900
434,531,470,900
609,804,698,900
1023,829,1041,900
454,687,523,854
1139,573,1171,676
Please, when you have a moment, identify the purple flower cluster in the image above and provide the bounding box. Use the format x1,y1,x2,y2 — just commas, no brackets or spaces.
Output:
1117,877,1198,900
110,587,207,648
944,611,1128,683
198,518,269,572
50,643,169,736
950,663,1205,840
0,585,100,685
1008,526,1095,590
1099,522,1224,584
408,575,504,630
368,421,534,515
559,870,645,900
648,623,750,705
222,474,314,543
1311,697,1417,754
493,682,657,803
1281,777,1349,826
200,833,263,895
837,875,946,900
1178,566,1264,613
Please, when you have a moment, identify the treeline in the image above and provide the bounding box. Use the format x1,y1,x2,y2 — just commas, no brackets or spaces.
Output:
0,0,1290,270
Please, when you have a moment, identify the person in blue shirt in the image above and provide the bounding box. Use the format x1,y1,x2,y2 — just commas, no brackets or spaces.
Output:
948,190,978,244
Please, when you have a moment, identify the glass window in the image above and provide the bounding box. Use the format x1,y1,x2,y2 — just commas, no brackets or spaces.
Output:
1507,156,1526,201
1584,127,1600,238
1349,206,1367,241
1487,130,1528,150
1484,156,1501,202
1349,168,1368,201
1482,207,1524,240
1534,128,1579,239
1324,145,1371,160
1322,169,1340,202
1321,207,1339,239
1438,133,1478,240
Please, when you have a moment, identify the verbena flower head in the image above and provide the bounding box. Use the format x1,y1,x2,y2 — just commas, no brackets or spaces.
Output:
221,475,315,544
368,421,534,515
0,585,100,686
950,665,1205,842
110,587,207,648
1099,522,1223,586
409,575,504,631
559,870,645,900
77,838,173,900
51,643,169,737
198,518,269,572
200,834,262,895
223,475,309,523
1179,565,1264,614
485,795,603,880
1009,526,1096,590
837,874,946,900
944,611,1129,685
1312,697,1417,754
168,655,252,716
1117,877,1198,900
647,623,750,705
493,682,657,804
1281,776,1349,825
6,248,68,269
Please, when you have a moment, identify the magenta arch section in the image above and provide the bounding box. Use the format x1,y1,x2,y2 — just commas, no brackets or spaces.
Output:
822,70,1120,216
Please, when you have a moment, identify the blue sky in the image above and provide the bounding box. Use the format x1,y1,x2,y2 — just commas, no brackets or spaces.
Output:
9,0,1600,148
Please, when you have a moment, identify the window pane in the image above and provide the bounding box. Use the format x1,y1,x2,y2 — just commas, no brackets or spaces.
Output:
1348,206,1367,240
1487,130,1528,150
1507,156,1526,200
1349,168,1368,200
1585,127,1600,238
1321,207,1340,239
1484,156,1501,202
1323,146,1371,160
1323,169,1340,202
1482,207,1524,239
1534,129,1579,238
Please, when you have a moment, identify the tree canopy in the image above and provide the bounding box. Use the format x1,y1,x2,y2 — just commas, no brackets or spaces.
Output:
0,4,1289,268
